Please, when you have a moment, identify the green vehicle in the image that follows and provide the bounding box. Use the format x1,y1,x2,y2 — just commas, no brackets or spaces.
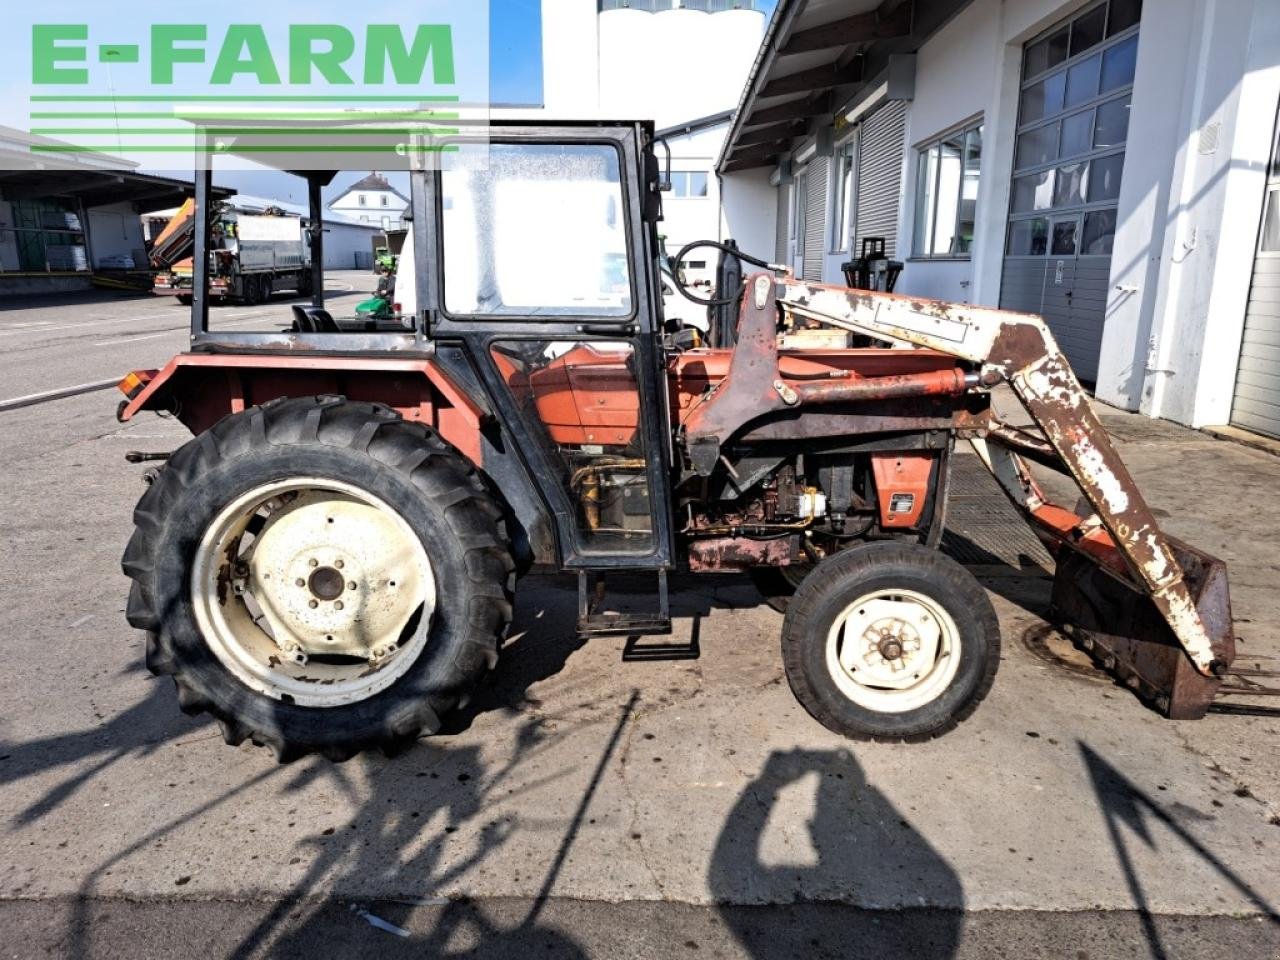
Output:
371,228,407,275
354,272,396,325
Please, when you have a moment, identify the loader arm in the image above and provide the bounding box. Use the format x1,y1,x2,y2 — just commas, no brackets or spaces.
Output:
770,275,1228,682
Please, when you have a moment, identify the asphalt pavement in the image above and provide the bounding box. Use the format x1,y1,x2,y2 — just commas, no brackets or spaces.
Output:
1,280,1279,958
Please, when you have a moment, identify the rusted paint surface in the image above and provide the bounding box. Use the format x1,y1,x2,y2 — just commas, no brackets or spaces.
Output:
682,274,970,476
117,353,486,465
773,277,1231,680
687,535,796,572
1051,537,1233,719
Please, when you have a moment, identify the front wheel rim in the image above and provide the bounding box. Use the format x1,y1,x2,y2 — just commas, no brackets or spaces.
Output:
824,588,961,713
191,477,435,708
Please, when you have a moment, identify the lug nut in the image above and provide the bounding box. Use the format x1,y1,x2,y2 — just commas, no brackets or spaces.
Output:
308,599,319,609
348,581,357,591
334,600,344,611
296,578,305,587
335,559,344,569
309,558,319,567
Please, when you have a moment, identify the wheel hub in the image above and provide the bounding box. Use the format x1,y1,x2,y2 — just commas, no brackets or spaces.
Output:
193,478,435,707
308,565,345,601
877,636,905,661
245,492,427,661
824,590,962,713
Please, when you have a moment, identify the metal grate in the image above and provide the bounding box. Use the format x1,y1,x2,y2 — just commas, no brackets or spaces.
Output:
942,454,1053,569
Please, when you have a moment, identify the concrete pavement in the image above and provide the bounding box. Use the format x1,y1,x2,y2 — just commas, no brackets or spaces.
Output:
1,285,1279,957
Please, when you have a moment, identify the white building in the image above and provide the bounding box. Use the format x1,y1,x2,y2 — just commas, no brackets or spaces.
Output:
327,172,410,230
717,0,1280,441
525,0,767,286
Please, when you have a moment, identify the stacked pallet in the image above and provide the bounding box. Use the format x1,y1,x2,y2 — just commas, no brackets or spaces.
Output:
46,245,89,271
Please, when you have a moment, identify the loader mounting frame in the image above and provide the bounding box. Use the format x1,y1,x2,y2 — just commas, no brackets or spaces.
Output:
683,273,1236,716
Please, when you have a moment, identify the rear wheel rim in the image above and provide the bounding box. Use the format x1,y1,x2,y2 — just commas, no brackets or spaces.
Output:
824,588,961,713
191,477,435,707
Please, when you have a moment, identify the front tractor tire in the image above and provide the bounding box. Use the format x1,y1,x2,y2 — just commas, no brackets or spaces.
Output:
122,396,514,762
781,542,999,742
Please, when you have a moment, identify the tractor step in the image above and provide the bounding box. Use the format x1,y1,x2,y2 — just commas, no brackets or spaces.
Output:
577,569,673,640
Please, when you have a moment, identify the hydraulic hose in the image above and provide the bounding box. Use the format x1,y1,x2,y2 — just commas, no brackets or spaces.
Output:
670,239,783,307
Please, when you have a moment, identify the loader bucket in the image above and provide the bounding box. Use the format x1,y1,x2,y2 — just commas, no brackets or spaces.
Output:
1050,537,1234,719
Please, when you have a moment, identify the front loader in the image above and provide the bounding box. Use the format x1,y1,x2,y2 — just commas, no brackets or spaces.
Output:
116,120,1260,762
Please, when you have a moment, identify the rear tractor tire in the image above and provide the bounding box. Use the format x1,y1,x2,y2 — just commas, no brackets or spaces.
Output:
121,396,515,762
781,541,999,742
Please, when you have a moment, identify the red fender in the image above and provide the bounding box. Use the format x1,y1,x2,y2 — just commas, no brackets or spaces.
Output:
117,353,486,466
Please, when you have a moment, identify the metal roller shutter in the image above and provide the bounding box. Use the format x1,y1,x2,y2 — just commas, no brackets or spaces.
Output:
802,155,828,281
1231,113,1280,438
854,100,907,258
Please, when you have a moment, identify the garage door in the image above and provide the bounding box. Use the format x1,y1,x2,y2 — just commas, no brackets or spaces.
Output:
853,100,907,259
801,155,828,281
1231,109,1280,439
999,0,1141,382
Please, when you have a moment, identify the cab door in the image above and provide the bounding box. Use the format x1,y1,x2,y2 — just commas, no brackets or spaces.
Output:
424,127,675,570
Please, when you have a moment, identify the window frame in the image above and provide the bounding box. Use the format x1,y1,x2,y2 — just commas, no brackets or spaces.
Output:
828,138,857,254
911,117,984,260
436,138,639,323
1004,0,1140,260
668,170,710,199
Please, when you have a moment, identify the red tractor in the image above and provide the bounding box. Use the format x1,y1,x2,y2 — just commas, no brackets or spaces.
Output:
117,121,1246,762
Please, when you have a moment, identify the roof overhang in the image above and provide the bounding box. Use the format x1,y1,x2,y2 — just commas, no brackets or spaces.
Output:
656,110,735,140
0,167,234,213
717,0,976,174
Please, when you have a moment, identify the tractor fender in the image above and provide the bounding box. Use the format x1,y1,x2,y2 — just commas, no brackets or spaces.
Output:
117,353,489,467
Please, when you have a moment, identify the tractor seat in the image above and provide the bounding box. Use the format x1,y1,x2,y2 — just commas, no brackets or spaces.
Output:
290,305,315,332
305,308,341,332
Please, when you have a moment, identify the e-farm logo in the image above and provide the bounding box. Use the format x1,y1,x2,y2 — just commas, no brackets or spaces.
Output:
26,22,464,164
32,24,455,87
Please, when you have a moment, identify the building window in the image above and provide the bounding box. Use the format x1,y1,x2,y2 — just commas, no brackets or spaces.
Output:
829,141,855,252
1006,0,1139,258
913,121,983,258
669,171,709,198
380,195,389,207
358,194,367,207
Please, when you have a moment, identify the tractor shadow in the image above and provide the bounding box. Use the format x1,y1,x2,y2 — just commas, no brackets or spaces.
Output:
444,570,765,735
66,692,636,958
1081,741,1280,959
0,665,209,827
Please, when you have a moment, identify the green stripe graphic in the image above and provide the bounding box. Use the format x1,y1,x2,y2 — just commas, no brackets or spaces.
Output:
31,127,460,136
30,95,460,102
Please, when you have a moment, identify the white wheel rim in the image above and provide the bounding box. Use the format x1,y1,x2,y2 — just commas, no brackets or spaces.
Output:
191,478,435,707
824,588,961,713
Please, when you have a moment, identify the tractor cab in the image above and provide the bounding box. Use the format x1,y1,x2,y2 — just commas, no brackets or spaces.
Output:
141,121,680,580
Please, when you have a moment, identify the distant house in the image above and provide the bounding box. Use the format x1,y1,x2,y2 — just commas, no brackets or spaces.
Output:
327,172,409,229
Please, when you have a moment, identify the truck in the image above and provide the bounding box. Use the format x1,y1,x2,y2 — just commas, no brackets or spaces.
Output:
114,120,1270,763
150,199,314,306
